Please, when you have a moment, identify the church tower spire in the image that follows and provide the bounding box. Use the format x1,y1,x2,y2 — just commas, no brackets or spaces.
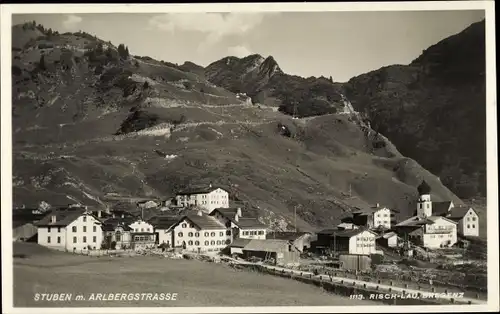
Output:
416,180,432,217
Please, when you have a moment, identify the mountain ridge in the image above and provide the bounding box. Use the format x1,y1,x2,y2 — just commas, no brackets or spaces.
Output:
10,20,474,232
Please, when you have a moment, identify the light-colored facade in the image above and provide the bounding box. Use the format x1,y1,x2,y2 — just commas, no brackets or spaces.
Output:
457,208,479,237
175,187,229,213
348,230,378,255
417,217,458,249
372,207,391,229
129,220,156,249
170,217,231,253
37,212,104,252
417,193,433,218
239,228,266,240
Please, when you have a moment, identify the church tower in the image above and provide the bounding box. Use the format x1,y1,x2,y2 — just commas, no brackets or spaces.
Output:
416,180,432,218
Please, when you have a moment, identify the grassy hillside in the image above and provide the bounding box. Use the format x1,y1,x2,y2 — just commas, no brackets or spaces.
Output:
344,20,486,199
12,21,467,232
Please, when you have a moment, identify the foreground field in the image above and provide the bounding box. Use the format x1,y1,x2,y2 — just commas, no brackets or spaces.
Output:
13,243,377,307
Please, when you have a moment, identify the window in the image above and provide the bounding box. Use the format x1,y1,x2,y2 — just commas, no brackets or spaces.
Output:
195,232,200,237
472,217,477,221
467,225,470,228
83,236,87,243
226,230,231,236
258,231,264,235
216,240,221,245
57,236,61,243
225,239,231,245
188,232,193,237
73,237,77,243
204,241,209,246
178,232,183,237
48,227,51,233
83,216,87,222
83,226,87,232
57,227,61,233
47,236,51,243
426,204,430,208
195,241,200,245
116,232,121,241
211,240,215,245
93,226,96,232
93,236,97,243
472,224,476,228
72,226,77,232
141,228,144,232
188,241,193,245
220,232,224,236
204,232,209,237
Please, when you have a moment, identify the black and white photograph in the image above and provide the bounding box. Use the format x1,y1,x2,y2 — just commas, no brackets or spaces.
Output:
1,2,498,313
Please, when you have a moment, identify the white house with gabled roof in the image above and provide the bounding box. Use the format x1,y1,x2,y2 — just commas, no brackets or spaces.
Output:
175,184,229,213
35,207,104,252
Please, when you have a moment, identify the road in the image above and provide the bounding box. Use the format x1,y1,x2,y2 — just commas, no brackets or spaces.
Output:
222,257,484,305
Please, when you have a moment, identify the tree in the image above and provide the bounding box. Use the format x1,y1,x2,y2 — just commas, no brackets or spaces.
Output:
38,55,46,71
125,46,130,58
329,76,333,83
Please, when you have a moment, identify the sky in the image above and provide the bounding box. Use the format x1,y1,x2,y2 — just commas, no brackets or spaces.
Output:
12,10,485,82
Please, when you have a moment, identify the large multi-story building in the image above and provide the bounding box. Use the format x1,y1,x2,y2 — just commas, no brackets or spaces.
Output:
175,185,229,213
35,207,104,252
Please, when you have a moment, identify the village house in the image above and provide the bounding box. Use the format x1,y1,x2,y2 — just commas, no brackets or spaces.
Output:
229,238,301,266
101,217,134,249
168,211,231,253
35,207,104,252
315,228,378,256
432,201,479,237
376,231,399,248
12,209,45,242
209,207,267,240
339,204,392,230
129,219,157,249
149,215,182,248
175,184,229,213
266,231,313,253
394,180,458,249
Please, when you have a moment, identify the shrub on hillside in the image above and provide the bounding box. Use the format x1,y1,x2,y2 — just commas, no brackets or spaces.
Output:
183,81,193,90
12,65,22,76
116,110,162,135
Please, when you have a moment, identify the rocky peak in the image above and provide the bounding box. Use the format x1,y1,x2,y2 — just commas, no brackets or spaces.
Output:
259,56,282,78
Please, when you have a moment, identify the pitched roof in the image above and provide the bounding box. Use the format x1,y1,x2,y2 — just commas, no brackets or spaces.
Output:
427,215,458,224
149,215,183,230
382,231,398,239
447,207,473,220
184,214,226,230
210,207,240,219
101,217,134,231
234,218,267,229
433,201,453,216
230,238,252,248
266,232,309,241
330,228,377,238
35,208,90,227
176,185,225,195
241,239,291,252
395,215,434,227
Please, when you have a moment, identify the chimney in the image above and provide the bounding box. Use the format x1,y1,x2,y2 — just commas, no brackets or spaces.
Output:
197,209,203,217
376,203,380,208
50,215,57,223
234,215,239,222
236,207,242,218
121,214,125,218
97,210,102,218
209,182,213,188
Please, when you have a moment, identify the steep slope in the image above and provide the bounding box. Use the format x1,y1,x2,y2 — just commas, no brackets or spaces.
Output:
205,54,347,117
12,22,465,232
344,20,486,199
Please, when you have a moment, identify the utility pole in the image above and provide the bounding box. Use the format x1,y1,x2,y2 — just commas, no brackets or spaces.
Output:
294,205,297,232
